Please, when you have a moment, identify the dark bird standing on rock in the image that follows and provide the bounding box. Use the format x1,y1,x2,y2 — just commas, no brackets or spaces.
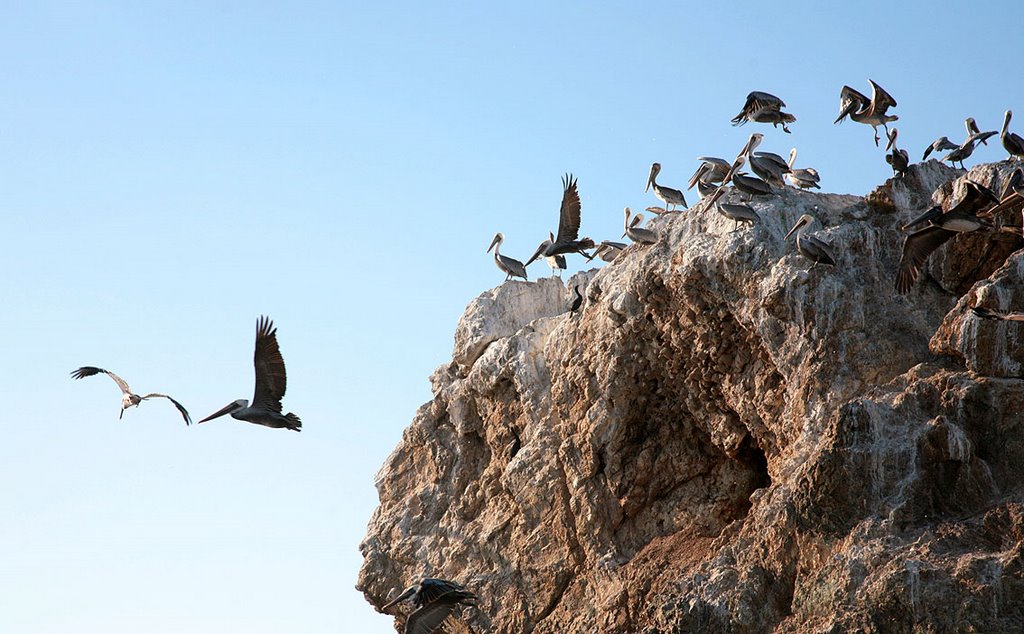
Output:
570,285,583,313
382,578,478,634
885,128,910,177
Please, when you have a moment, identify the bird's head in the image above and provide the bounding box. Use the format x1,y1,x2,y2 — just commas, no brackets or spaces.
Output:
198,399,248,423
646,163,661,192
381,585,418,611
487,232,504,254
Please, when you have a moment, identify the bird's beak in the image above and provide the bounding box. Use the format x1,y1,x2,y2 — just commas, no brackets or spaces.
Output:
381,587,416,611
198,401,240,424
901,206,942,231
784,219,804,240
487,235,500,253
645,165,656,192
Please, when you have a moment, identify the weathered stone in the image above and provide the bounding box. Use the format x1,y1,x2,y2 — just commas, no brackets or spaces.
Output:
360,160,1024,633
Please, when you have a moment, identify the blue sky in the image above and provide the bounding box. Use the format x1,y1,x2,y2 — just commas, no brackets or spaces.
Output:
2,2,1022,632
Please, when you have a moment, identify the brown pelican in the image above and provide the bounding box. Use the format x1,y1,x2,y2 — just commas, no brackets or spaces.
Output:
731,169,772,200
487,232,529,281
785,214,836,267
785,148,821,189
570,285,583,313
731,91,796,133
197,316,302,431
717,203,759,231
646,163,687,212
688,157,731,190
941,137,980,170
834,80,898,146
885,128,910,177
622,208,658,244
965,117,997,146
895,181,998,293
922,136,959,161
749,153,789,188
722,133,764,185
696,179,720,198
71,366,191,425
988,169,1024,217
972,306,1024,322
524,231,567,276
541,174,595,258
1001,110,1024,161
381,578,478,634
586,240,627,262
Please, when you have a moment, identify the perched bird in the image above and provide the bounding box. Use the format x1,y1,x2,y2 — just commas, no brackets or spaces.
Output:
524,231,567,276
785,148,821,189
622,208,658,244
540,174,595,259
487,232,529,281
885,128,910,177
586,241,627,263
941,137,981,170
834,80,898,146
570,285,584,313
922,136,959,161
197,316,302,431
749,152,790,188
731,167,772,200
688,157,731,190
1000,110,1024,161
717,203,759,231
696,179,721,198
731,91,796,133
71,366,191,425
646,163,687,212
382,578,478,634
895,181,998,293
785,214,836,267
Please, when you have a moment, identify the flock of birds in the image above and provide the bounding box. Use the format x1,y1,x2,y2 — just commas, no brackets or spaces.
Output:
392,81,1024,634
72,316,302,431
486,80,1024,312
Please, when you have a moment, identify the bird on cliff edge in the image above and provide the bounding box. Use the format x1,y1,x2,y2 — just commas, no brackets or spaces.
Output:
487,232,529,281
71,366,192,425
539,174,595,260
646,163,688,212
381,578,478,634
197,316,302,431
785,214,836,268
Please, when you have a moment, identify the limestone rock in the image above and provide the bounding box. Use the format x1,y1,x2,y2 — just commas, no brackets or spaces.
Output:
359,160,1024,633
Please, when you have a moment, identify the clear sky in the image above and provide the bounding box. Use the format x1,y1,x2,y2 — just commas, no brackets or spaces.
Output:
2,2,1022,632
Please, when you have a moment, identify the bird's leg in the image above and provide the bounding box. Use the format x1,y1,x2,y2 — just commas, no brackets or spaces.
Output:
874,128,881,146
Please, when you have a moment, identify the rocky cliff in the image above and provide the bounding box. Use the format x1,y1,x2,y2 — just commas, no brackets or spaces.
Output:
358,160,1024,633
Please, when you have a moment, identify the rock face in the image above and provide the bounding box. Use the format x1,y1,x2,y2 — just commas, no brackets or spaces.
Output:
359,160,1024,633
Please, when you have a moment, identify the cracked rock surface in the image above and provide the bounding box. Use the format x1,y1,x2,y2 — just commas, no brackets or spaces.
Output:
359,160,1024,633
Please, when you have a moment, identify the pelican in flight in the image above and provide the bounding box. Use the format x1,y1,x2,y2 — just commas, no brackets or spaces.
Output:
198,316,302,431
922,136,959,161
646,163,687,212
382,578,478,634
622,208,658,244
1001,110,1024,161
586,240,627,262
71,366,191,425
785,148,821,189
540,174,595,259
785,214,836,267
524,231,567,276
885,128,910,177
895,181,998,293
972,306,1024,322
834,80,898,145
487,232,528,281
731,91,796,133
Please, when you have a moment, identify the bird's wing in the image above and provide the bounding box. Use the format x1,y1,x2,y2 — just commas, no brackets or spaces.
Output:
141,393,192,425
835,85,868,123
71,366,131,395
896,226,955,293
555,173,582,243
732,91,784,124
405,603,456,634
252,316,287,412
868,79,897,113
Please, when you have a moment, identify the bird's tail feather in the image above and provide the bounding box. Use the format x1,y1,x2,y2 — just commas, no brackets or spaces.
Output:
285,413,302,432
